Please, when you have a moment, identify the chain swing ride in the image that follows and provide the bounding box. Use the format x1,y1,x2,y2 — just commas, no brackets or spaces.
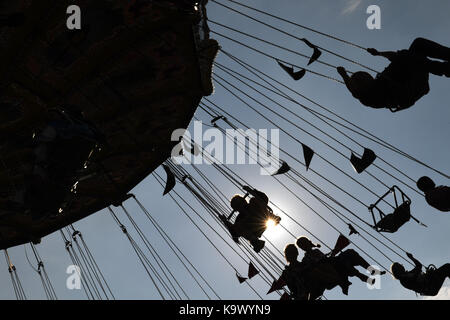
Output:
0,0,448,300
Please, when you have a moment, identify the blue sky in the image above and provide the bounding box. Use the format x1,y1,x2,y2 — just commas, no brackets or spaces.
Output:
0,0,449,300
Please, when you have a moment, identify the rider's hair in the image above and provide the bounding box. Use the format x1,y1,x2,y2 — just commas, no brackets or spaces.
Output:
390,263,405,279
230,195,247,210
296,236,316,251
417,176,435,192
284,243,299,263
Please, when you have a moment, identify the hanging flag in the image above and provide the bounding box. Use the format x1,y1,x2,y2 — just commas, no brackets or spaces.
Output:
280,292,290,300
350,148,376,174
267,277,286,294
236,272,247,284
301,143,314,171
277,60,306,81
308,47,322,66
248,262,259,279
291,68,306,81
271,161,290,176
331,234,350,256
301,38,322,66
162,164,176,195
348,224,359,236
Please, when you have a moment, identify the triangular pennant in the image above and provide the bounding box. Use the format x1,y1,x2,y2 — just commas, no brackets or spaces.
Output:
277,61,306,81
301,38,316,49
363,147,376,162
301,38,322,66
248,262,259,279
350,148,376,174
271,161,290,176
280,292,291,300
301,144,314,171
308,47,322,66
236,272,247,284
348,224,359,236
277,60,293,75
292,69,306,81
162,164,176,195
332,234,350,255
267,278,286,294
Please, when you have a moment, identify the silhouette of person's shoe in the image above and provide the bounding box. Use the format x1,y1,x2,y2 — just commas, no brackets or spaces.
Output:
350,148,376,174
371,269,387,276
356,273,369,283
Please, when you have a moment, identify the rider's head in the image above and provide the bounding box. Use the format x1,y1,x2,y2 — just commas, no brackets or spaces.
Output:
417,176,436,192
284,243,299,264
390,262,406,279
296,236,315,252
348,72,374,99
230,195,247,211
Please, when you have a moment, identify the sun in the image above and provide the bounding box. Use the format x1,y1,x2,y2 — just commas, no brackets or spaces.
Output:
263,215,285,239
265,218,277,230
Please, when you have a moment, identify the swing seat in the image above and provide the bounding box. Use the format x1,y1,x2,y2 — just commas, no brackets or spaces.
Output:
369,185,418,233
373,201,411,233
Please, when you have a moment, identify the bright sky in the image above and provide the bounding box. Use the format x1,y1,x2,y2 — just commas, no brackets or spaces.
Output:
1,0,449,300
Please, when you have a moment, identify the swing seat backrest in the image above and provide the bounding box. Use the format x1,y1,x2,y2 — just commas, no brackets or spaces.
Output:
393,201,411,221
374,201,411,233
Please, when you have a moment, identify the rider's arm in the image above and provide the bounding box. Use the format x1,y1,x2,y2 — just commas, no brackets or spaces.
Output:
337,67,351,87
367,48,398,61
378,51,398,61
407,253,422,272
336,67,362,100
243,186,269,205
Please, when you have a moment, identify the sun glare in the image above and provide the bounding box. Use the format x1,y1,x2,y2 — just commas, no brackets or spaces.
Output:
265,218,277,230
